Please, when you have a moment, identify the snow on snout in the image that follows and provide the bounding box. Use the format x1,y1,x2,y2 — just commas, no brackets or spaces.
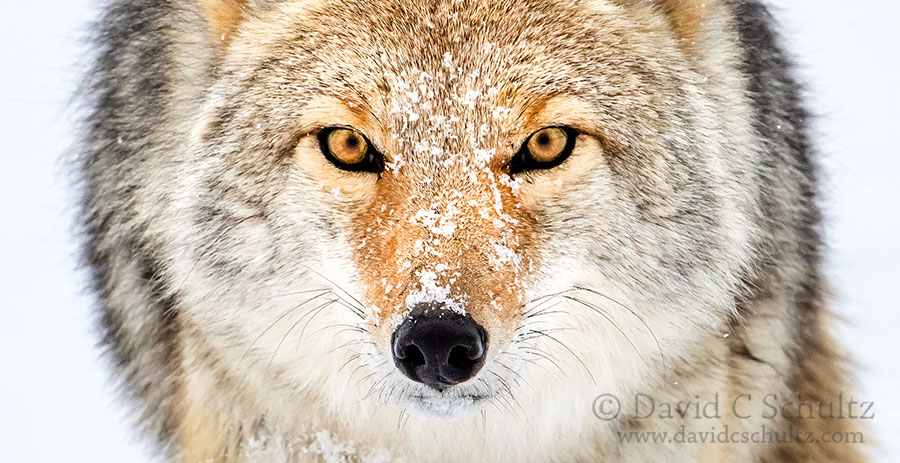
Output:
372,51,530,321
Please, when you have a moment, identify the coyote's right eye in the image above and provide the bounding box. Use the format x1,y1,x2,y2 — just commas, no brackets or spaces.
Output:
317,127,384,173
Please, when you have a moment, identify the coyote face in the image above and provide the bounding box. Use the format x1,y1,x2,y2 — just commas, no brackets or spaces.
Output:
82,0,864,460
180,0,750,417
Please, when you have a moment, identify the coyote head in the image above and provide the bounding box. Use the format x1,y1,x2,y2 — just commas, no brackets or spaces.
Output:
177,0,752,423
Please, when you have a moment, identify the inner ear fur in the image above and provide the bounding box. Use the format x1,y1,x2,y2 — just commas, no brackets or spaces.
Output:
656,0,717,43
199,0,248,40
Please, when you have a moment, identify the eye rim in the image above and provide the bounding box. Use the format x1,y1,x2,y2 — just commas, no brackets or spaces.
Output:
508,126,578,175
316,127,384,174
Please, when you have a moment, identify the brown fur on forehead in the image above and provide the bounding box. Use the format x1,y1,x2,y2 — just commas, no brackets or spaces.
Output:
227,0,699,149
281,0,602,134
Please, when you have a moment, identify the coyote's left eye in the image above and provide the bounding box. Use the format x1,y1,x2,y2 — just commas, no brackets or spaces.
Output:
317,127,384,173
508,127,577,174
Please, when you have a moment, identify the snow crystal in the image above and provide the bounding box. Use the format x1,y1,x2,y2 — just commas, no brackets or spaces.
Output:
442,52,454,69
409,207,457,237
266,428,402,463
404,270,465,316
489,239,522,271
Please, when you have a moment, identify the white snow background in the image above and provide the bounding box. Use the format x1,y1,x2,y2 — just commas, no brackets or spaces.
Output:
0,1,896,461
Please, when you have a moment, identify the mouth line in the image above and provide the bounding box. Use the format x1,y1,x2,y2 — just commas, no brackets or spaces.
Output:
402,392,491,415
407,393,490,402
401,386,496,409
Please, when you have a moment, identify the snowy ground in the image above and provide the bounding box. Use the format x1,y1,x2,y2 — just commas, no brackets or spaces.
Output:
1,1,896,461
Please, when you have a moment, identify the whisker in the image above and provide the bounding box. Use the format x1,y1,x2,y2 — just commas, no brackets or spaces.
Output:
327,338,373,355
301,264,366,310
521,289,573,317
524,297,568,319
327,324,369,335
503,351,554,375
339,353,362,373
396,408,407,434
292,299,342,353
563,295,646,363
397,402,412,433
240,289,331,364
494,358,534,392
354,366,384,392
361,371,393,402
516,345,567,376
516,327,571,343
489,371,524,418
268,298,337,365
259,287,331,303
347,359,378,387
527,328,595,384
330,296,366,319
572,286,667,372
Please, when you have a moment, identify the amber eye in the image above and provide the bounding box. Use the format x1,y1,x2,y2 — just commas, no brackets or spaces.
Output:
508,127,577,174
317,127,383,173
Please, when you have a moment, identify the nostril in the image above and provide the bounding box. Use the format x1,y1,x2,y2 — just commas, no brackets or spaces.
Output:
447,345,473,369
399,344,426,367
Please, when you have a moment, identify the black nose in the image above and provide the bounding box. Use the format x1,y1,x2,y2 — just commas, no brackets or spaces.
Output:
391,304,488,391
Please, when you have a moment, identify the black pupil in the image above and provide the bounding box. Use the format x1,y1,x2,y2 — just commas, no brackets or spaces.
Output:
345,135,359,150
536,133,551,146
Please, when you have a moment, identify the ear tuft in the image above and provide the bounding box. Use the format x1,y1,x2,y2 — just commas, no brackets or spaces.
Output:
199,0,248,41
657,0,717,43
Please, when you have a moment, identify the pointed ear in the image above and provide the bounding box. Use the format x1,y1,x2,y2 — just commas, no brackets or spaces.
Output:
199,0,248,41
655,0,717,43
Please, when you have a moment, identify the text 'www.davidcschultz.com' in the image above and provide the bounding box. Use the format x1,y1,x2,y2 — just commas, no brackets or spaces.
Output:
615,425,865,445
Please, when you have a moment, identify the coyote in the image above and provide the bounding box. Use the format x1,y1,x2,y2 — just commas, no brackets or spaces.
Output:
77,0,865,461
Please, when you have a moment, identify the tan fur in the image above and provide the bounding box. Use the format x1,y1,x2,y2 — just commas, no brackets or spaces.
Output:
767,306,868,462
200,0,246,41
178,373,231,463
659,0,717,45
